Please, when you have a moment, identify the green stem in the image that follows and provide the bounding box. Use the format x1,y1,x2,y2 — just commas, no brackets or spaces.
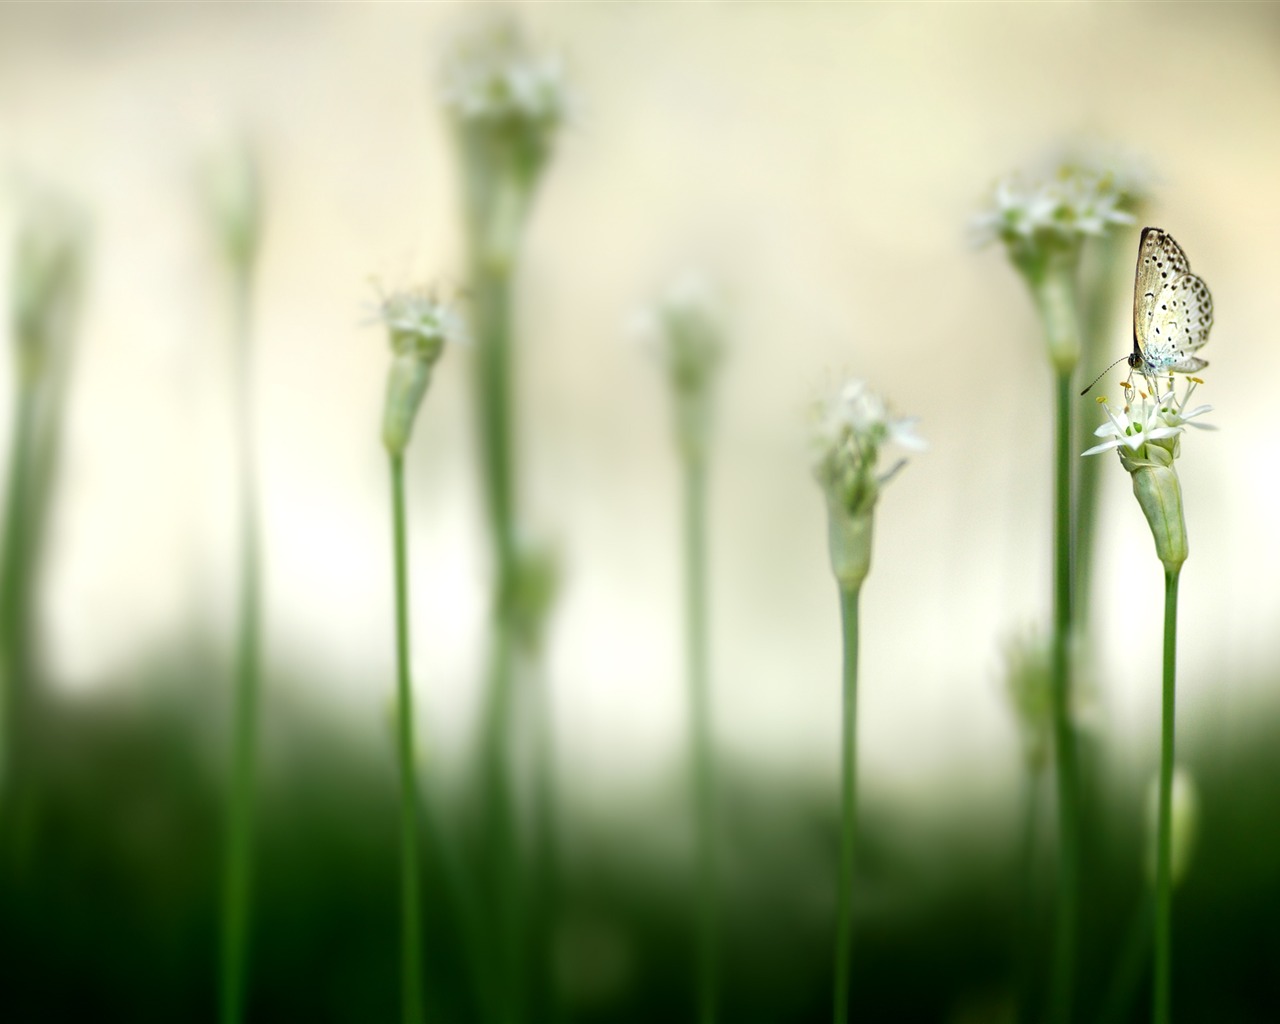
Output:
1049,368,1081,1024
0,379,36,779
1074,231,1127,630
530,658,563,1024
1096,892,1152,1024
471,237,524,1024
390,454,426,1024
221,272,261,1024
684,454,717,1024
1153,568,1179,1024
833,583,861,1024
1015,769,1043,1024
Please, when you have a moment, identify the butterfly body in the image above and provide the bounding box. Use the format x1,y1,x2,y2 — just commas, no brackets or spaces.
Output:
1129,226,1212,381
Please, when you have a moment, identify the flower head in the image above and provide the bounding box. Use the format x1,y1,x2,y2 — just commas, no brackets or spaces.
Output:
634,274,726,461
812,378,925,515
812,378,923,588
378,288,463,455
1085,377,1211,572
441,16,568,209
441,18,567,133
11,187,86,379
379,287,466,363
636,274,724,394
1083,378,1213,471
973,162,1135,281
203,137,262,278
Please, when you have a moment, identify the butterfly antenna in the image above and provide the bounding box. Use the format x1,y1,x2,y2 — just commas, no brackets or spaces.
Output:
1080,356,1129,396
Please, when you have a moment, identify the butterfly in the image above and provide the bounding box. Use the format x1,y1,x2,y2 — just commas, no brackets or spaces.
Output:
1128,226,1213,381
1081,226,1213,396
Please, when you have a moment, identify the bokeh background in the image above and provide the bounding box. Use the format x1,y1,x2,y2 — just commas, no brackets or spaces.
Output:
2,3,1279,1022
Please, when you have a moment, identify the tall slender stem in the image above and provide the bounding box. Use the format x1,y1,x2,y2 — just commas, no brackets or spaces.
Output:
1074,230,1128,630
833,583,861,1024
390,454,426,1024
1015,769,1044,1024
221,271,261,1024
1153,568,1180,1024
684,453,717,1024
471,261,523,1024
1049,368,1080,1024
0,380,36,790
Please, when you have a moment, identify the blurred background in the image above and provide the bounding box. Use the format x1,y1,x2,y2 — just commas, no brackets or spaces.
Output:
1,3,1278,1022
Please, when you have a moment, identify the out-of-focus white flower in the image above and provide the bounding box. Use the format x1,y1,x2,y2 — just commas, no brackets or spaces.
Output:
378,289,463,455
441,19,567,130
812,378,923,588
972,167,1135,252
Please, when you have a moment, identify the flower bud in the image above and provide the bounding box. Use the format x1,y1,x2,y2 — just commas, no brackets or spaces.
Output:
826,503,873,591
1129,462,1188,573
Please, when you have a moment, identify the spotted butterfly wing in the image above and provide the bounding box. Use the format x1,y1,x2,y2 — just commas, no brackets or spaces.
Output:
1130,226,1212,377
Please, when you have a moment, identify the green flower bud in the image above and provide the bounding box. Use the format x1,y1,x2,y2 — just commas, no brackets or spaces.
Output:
827,503,873,591
1128,462,1188,573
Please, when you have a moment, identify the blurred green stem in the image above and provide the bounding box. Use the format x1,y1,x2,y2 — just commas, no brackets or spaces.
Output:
221,271,261,1024
530,659,563,1024
390,454,426,1024
683,452,717,1024
1153,568,1180,1024
1074,231,1127,629
1015,769,1044,1024
0,377,37,852
1096,893,1152,1024
833,582,861,1024
470,260,524,1024
1048,367,1081,1024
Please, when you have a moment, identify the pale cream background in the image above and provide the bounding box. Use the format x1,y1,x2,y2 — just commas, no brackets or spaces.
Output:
0,2,1276,811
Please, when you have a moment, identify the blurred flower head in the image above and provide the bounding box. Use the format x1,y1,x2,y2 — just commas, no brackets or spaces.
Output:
973,162,1135,279
1055,143,1155,217
633,273,726,461
441,16,568,196
377,287,463,455
378,287,467,364
812,378,924,517
203,136,262,278
634,273,724,397
10,185,87,375
441,17,567,133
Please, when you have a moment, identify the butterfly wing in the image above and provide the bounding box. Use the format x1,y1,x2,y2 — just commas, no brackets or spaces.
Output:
1133,227,1191,354
1141,272,1213,374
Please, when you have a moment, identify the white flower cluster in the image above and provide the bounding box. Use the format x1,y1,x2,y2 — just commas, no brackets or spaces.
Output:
812,379,925,517
972,168,1135,250
379,289,467,361
440,20,567,132
635,274,724,396
1083,379,1213,468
